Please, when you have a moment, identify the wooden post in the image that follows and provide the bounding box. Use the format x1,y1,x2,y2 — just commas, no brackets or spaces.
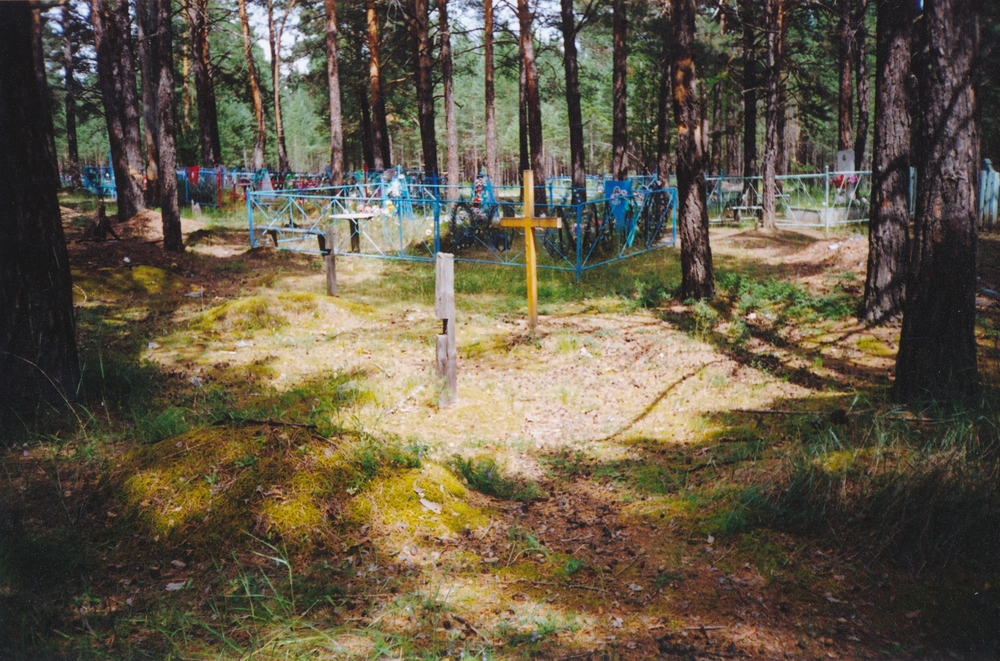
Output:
349,219,360,252
324,226,337,296
435,252,457,406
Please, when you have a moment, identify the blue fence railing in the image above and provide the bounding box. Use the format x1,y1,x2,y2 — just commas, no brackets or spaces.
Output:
82,166,225,207
246,176,678,279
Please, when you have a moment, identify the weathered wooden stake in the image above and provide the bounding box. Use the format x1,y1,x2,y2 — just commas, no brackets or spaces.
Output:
434,252,457,406
324,226,337,296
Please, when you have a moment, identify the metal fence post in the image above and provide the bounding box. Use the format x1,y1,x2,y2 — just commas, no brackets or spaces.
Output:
575,202,583,281
433,180,441,255
247,190,255,247
823,166,830,232
672,189,678,246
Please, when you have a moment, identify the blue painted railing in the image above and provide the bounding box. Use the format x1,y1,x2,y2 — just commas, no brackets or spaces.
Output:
247,176,678,280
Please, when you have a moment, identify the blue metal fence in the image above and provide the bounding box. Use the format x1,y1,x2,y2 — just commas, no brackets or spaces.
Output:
246,176,678,279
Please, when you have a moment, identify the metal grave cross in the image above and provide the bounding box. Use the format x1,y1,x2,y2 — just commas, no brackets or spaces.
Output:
500,170,562,330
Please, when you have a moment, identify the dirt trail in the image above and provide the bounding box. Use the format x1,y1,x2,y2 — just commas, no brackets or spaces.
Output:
6,218,972,659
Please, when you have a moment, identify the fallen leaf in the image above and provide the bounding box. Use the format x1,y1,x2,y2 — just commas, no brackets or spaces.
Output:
420,498,442,514
171,560,186,569
165,582,187,592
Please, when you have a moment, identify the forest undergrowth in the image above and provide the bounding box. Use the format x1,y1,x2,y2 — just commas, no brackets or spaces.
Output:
3,200,1000,659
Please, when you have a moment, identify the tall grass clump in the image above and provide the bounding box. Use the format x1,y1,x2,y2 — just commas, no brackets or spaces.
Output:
716,271,855,323
755,405,1000,570
450,455,545,501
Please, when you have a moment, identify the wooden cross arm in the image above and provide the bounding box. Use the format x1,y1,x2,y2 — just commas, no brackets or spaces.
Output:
500,216,562,229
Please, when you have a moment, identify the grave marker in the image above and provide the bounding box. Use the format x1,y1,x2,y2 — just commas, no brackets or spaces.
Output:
323,226,336,296
500,171,562,330
435,252,457,406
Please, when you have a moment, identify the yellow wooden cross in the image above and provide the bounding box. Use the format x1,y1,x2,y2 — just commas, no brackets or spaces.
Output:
500,170,561,330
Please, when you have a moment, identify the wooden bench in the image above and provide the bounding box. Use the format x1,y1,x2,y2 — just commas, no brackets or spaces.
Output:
728,205,763,224
264,227,330,254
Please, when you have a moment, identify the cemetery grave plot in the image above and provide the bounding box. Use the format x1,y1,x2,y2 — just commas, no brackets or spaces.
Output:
4,203,1000,660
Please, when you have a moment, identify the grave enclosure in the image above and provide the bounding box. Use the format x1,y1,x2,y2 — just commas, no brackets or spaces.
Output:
246,170,679,279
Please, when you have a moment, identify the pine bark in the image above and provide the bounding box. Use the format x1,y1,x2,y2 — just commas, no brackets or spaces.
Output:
740,0,758,202
518,55,529,179
655,48,671,185
136,0,160,205
518,0,546,208
863,0,913,323
895,0,980,405
31,7,60,190
560,0,587,203
439,0,458,185
267,0,289,172
238,0,267,170
672,0,714,299
358,84,375,172
412,0,438,178
761,0,783,230
656,48,670,187
187,0,222,166
62,4,81,189
90,0,145,221
325,0,343,184
484,0,498,180
611,0,628,179
367,0,391,169
151,0,182,252
853,0,871,170
0,2,80,418
837,0,853,152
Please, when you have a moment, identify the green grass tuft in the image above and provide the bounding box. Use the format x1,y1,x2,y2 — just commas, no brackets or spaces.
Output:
450,455,545,501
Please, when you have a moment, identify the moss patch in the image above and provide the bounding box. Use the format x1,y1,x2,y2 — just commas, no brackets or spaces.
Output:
191,296,288,334
355,462,489,535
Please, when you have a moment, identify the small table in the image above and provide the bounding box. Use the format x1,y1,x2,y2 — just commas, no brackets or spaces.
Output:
330,212,376,253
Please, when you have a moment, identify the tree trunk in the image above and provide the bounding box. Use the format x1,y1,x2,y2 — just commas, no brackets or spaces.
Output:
853,0,871,171
136,0,160,205
187,0,222,166
412,0,438,178
91,0,145,221
238,0,266,170
484,0,498,180
776,64,787,174
358,84,375,172
560,0,586,203
367,0,391,169
150,0,182,252
518,55,529,180
325,0,343,184
740,0,758,203
761,0,783,230
518,0,546,208
726,94,740,175
62,4,81,189
611,0,628,179
672,0,714,299
709,83,722,175
31,7,60,190
837,0,853,153
863,0,913,324
655,39,672,186
0,2,80,419
439,0,458,186
267,0,289,172
895,0,980,405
